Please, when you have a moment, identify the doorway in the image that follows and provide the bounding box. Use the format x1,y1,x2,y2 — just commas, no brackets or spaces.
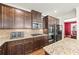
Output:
64,22,77,39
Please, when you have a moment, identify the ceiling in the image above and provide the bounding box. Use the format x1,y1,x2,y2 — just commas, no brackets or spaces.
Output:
5,3,79,17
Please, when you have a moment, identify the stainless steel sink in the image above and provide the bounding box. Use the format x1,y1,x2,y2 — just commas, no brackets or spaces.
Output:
31,34,42,36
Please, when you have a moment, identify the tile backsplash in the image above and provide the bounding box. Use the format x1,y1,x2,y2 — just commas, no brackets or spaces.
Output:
0,29,43,39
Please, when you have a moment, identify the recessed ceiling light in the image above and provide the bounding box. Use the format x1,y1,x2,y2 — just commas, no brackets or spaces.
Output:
54,10,57,13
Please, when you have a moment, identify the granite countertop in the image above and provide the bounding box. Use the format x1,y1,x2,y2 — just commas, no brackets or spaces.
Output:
0,34,48,46
43,38,79,55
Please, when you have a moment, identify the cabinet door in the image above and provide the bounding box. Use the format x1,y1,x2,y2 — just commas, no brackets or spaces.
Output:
37,12,41,22
2,6,14,28
31,10,37,22
24,11,31,28
23,41,33,54
43,16,48,29
14,9,24,28
7,43,24,55
39,36,44,48
15,44,24,55
43,36,49,46
48,16,53,25
0,5,2,28
7,44,16,55
33,37,40,51
31,10,42,22
0,47,2,55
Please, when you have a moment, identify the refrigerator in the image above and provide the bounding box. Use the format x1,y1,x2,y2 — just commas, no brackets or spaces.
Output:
48,24,62,43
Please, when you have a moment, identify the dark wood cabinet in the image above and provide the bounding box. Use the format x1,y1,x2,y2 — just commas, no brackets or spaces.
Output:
31,10,42,22
31,10,39,22
0,4,43,29
43,15,59,34
24,11,31,28
3,6,14,28
0,47,2,55
43,16,59,29
33,37,41,51
43,36,49,46
31,10,42,29
1,36,49,55
39,36,45,48
7,44,24,55
0,5,2,28
14,9,25,28
33,36,49,51
23,38,33,54
0,4,32,29
0,4,14,28
15,44,24,55
43,16,48,29
1,42,8,55
7,40,25,55
7,44,17,55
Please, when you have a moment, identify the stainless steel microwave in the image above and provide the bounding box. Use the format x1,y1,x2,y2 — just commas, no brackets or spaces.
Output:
32,22,43,29
32,22,38,29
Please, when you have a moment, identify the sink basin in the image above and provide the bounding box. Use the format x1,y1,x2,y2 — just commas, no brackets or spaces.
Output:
31,34,42,36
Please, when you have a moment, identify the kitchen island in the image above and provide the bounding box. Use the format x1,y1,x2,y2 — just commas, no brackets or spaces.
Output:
43,38,79,55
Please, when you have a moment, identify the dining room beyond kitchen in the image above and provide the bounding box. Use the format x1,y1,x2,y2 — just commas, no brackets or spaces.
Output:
64,18,77,39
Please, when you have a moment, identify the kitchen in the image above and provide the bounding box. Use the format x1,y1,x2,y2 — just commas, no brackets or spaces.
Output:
0,3,79,55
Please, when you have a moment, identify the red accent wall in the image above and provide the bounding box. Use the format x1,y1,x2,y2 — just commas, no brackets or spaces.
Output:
64,21,76,37
64,22,71,36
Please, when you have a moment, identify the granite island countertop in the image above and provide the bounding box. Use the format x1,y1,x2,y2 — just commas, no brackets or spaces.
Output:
0,34,48,46
43,38,79,55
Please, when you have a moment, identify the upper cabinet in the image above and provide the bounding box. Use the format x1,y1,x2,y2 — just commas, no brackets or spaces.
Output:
43,16,48,29
0,4,32,29
31,10,41,23
0,5,2,28
31,10,37,22
43,15,59,34
14,9,25,28
31,10,43,29
43,16,59,29
48,16,59,25
2,5,14,28
24,11,31,29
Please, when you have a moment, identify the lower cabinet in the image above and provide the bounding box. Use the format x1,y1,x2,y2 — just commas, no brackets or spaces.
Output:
43,36,49,46
15,44,24,55
33,36,49,51
23,38,33,54
1,36,49,55
33,37,41,51
0,47,2,55
7,44,24,55
7,40,24,55
1,42,8,55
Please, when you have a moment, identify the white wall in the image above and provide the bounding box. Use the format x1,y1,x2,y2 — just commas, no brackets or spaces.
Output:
76,7,79,40
64,17,77,22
